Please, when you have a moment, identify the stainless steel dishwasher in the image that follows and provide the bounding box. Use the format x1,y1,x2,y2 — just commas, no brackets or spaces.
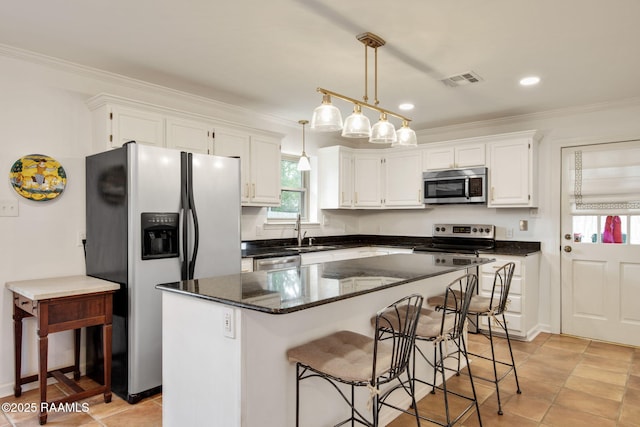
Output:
253,255,301,271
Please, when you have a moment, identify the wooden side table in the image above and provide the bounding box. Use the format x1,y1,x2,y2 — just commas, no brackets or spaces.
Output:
6,275,120,425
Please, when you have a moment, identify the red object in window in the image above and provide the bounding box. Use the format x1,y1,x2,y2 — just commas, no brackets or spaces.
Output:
612,215,623,243
602,216,614,243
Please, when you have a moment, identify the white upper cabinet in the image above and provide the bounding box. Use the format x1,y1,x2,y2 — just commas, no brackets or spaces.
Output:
318,146,423,210
487,131,540,208
165,117,214,154
214,128,281,206
319,146,354,209
248,136,281,206
104,105,165,149
88,95,212,154
383,150,423,207
423,143,485,170
353,153,382,207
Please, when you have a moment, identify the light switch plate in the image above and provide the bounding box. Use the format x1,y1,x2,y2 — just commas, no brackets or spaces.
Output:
0,199,19,217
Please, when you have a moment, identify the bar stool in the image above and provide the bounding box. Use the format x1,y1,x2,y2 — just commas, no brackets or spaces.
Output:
413,273,482,426
428,262,520,415
286,294,424,427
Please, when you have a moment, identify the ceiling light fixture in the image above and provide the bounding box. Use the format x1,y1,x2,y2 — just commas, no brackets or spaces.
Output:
310,32,417,147
520,76,541,86
297,119,311,171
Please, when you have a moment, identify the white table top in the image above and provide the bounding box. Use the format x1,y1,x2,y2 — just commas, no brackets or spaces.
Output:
6,275,120,301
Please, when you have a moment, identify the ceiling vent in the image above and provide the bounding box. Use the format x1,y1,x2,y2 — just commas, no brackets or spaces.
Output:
440,71,483,87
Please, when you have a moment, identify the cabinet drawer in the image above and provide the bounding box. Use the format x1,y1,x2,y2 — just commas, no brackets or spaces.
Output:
479,292,522,313
14,294,37,316
481,258,522,275
481,275,522,295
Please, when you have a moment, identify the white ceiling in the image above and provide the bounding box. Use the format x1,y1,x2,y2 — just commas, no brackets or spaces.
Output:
1,0,640,130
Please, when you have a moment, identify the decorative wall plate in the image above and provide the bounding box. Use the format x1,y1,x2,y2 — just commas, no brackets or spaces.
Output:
9,154,67,201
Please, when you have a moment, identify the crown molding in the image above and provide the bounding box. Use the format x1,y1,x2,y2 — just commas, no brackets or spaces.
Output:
0,43,294,128
416,96,640,139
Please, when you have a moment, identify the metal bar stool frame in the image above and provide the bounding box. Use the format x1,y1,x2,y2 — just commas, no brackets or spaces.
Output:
413,273,483,427
464,261,521,415
288,294,424,427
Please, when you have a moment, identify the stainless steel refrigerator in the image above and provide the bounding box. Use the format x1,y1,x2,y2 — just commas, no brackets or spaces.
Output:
85,142,241,403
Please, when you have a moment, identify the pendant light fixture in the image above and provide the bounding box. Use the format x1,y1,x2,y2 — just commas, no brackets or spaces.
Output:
310,32,417,147
297,119,311,171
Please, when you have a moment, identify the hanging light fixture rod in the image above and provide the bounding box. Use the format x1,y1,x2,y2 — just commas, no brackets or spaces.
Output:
315,87,412,123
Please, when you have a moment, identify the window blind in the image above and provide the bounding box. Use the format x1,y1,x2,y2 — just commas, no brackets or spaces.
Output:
570,144,640,210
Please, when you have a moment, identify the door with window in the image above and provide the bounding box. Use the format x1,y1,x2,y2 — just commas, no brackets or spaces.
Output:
561,140,640,346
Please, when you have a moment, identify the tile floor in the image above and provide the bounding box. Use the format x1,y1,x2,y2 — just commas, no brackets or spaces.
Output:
389,332,640,427
0,333,638,426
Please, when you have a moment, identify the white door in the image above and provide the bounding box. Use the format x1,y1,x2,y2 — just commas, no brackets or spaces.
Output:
561,141,640,346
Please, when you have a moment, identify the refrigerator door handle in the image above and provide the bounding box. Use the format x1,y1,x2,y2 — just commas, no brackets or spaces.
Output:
180,152,190,281
187,154,199,280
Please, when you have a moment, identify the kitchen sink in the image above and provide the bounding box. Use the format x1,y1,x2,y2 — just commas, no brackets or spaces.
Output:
285,245,337,252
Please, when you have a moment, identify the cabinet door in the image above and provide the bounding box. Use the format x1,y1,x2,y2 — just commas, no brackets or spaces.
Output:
384,151,423,207
111,106,164,148
455,144,485,167
488,139,532,206
423,147,454,170
213,128,251,203
166,117,213,154
339,150,354,207
353,153,382,207
249,136,281,205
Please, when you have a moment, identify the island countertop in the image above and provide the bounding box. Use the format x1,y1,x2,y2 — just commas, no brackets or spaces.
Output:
156,253,494,314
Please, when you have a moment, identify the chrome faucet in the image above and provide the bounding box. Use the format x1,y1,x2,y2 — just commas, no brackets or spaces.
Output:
294,214,306,247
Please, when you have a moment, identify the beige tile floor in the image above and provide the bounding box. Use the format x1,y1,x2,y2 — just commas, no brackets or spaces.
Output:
389,332,640,427
1,333,638,426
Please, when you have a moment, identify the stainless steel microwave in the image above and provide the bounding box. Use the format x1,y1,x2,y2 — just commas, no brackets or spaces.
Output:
422,167,487,204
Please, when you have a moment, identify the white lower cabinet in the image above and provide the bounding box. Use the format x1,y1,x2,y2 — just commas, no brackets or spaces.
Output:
300,246,412,266
478,253,540,340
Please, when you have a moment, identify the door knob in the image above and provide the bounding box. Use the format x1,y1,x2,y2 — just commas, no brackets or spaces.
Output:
564,234,572,240
563,246,572,253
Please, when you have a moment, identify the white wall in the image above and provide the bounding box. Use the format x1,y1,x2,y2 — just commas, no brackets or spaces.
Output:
2,45,640,398
0,47,306,398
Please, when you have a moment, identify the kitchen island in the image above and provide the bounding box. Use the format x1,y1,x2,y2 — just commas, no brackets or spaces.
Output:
157,253,493,427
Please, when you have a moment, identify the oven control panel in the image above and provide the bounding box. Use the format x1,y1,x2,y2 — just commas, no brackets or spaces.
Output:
433,223,495,239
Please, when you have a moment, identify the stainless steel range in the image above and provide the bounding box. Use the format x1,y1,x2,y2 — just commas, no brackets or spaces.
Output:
415,223,496,255
415,223,496,333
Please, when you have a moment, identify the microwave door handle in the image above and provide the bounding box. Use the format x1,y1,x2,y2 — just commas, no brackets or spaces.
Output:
465,178,470,199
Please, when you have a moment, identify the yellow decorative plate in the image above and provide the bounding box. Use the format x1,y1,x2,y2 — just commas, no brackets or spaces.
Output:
9,154,67,201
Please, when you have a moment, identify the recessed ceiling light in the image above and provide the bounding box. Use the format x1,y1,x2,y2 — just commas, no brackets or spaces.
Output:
520,76,541,86
398,103,414,111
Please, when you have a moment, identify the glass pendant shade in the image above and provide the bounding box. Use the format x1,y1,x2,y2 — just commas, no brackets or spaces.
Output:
297,119,311,171
394,121,417,147
369,113,397,143
297,154,311,171
310,94,343,132
342,104,371,138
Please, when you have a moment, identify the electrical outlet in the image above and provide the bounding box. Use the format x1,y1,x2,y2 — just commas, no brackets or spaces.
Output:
222,307,235,339
77,231,86,247
0,199,19,217
506,228,514,238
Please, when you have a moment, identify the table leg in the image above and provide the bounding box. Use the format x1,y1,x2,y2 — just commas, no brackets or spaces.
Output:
13,307,22,397
103,323,112,403
73,329,81,381
38,332,48,425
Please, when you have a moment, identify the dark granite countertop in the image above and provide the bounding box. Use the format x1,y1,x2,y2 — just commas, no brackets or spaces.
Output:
157,253,495,314
242,235,540,259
